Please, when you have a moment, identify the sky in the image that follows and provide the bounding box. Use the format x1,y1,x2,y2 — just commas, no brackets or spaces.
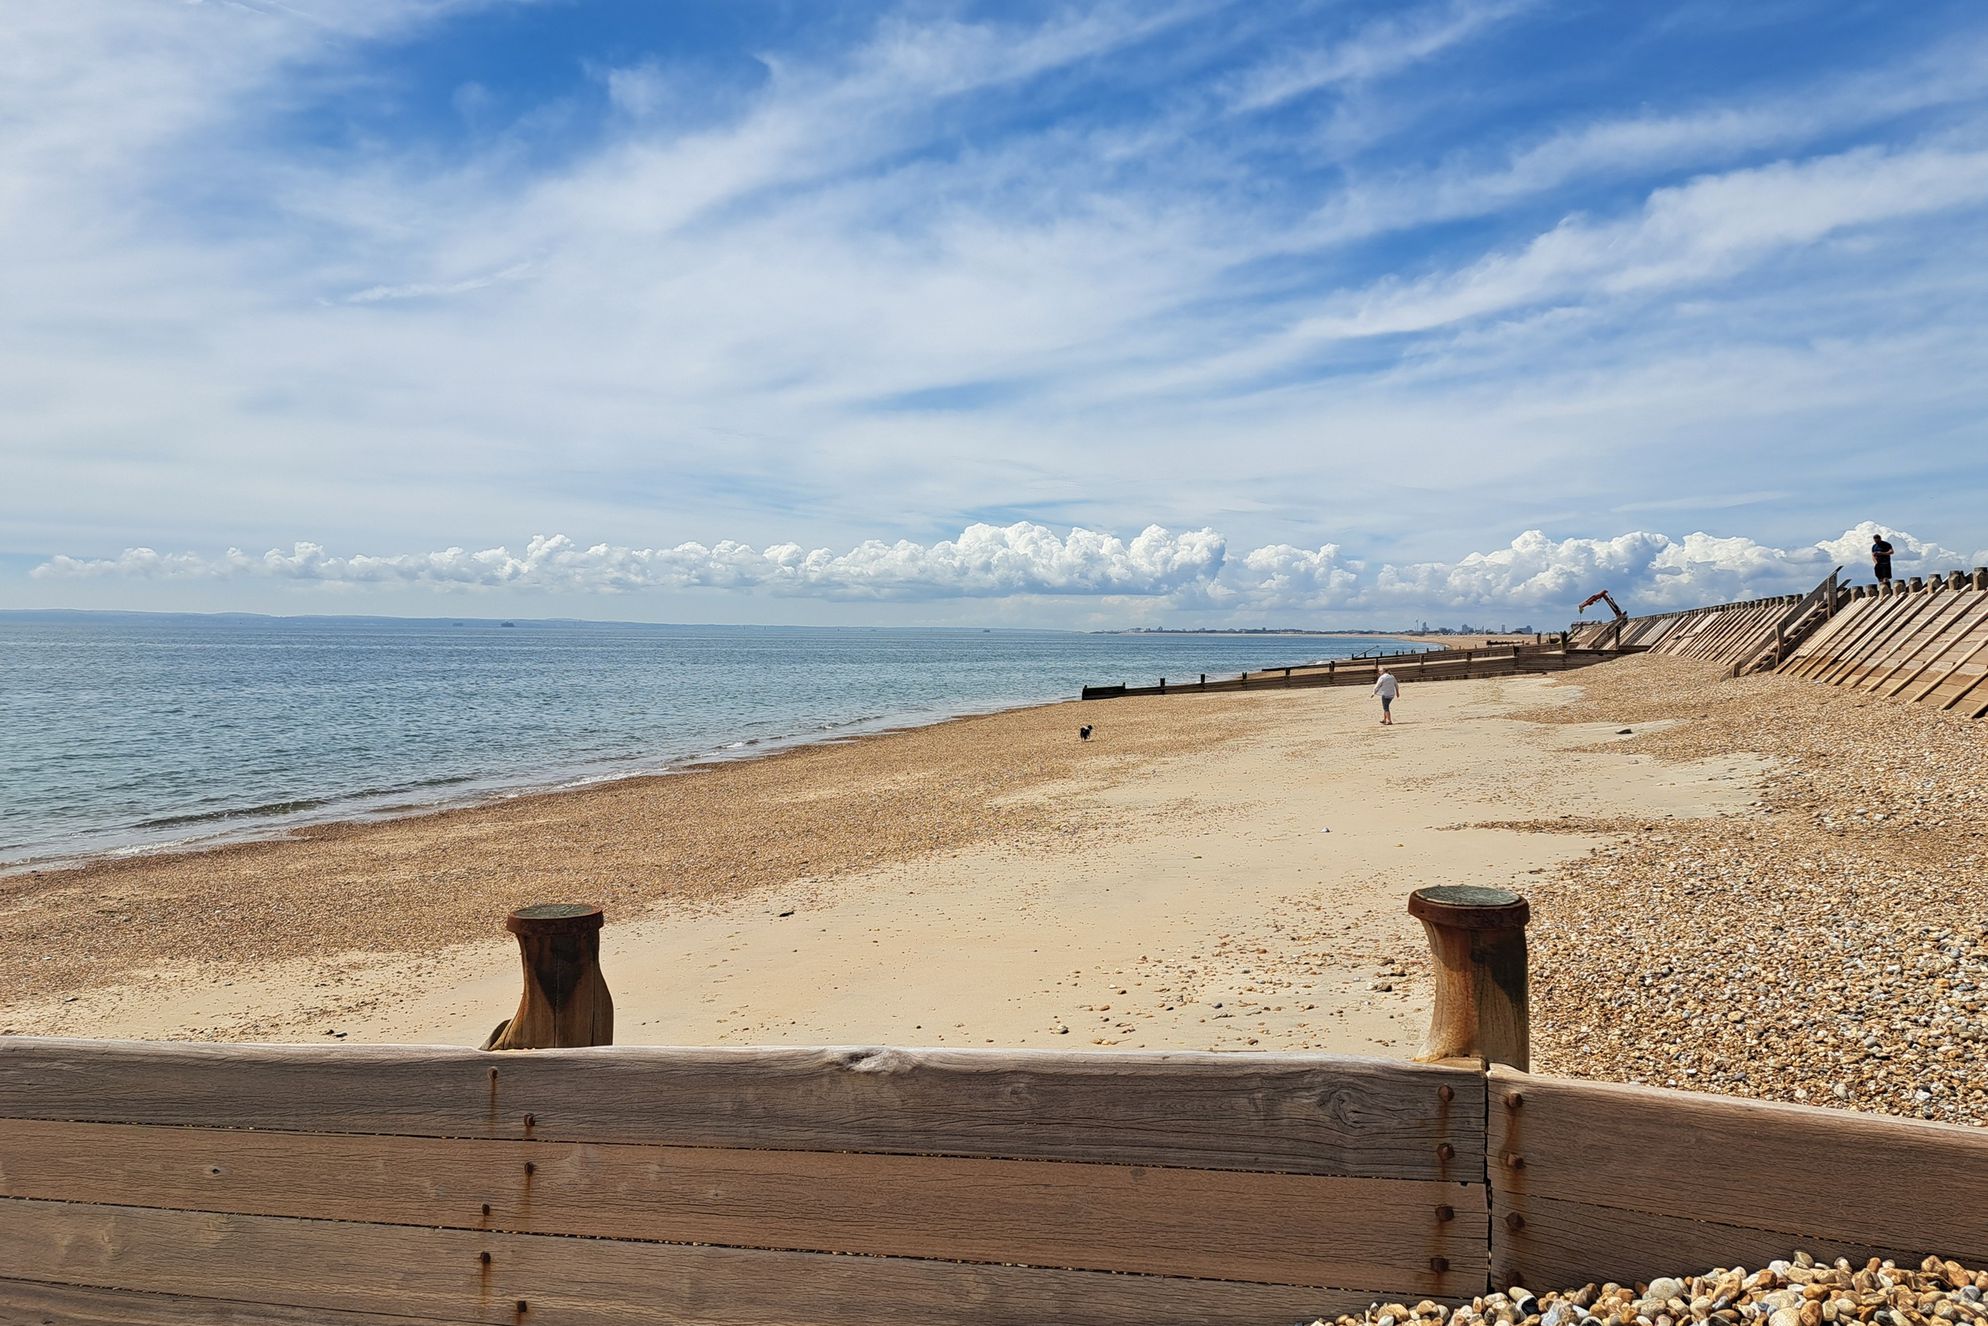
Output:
6,0,1988,628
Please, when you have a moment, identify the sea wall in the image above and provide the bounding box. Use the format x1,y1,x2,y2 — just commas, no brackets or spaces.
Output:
1570,566,1988,715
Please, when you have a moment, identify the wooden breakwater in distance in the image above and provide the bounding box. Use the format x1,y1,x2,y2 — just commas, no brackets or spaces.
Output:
5,890,1988,1324
1573,565,1988,717
1079,639,1614,701
1778,565,1988,717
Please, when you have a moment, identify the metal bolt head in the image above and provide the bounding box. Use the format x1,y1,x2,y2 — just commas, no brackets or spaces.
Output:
1431,1257,1450,1272
1434,1204,1455,1222
1436,1143,1455,1161
1506,1213,1526,1231
1505,1091,1525,1109
1506,1152,1526,1169
1437,1085,1454,1103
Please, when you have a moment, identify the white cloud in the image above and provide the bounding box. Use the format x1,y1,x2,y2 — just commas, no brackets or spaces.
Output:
1225,0,1532,113
32,524,1229,601
35,523,1980,616
3,2,1987,607
1306,37,1988,245
1299,145,1988,342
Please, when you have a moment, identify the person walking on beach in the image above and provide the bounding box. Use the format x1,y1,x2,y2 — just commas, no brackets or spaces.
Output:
1871,531,1895,586
1373,668,1399,725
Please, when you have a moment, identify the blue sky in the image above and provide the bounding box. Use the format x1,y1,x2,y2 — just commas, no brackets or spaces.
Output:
6,0,1987,625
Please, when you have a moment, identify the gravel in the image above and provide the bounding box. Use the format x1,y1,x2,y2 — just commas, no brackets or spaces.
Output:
0,692,1287,1015
1308,1254,1988,1326
1505,654,1988,1125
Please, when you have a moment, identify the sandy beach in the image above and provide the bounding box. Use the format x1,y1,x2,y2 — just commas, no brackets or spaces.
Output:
6,653,1983,1125
0,661,1748,1050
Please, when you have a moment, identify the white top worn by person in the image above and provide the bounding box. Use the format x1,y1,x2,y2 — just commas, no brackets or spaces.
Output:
1373,669,1399,725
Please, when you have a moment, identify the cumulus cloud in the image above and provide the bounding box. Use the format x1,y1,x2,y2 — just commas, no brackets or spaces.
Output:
33,524,1228,601
34,522,1981,616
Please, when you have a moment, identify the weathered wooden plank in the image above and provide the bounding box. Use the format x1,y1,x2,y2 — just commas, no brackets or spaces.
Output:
1864,591,1986,694
0,1118,1482,1289
0,1199,1416,1326
0,1038,1484,1179
1920,661,1988,711
1816,592,1935,686
1884,595,1988,698
1805,592,1917,683
1487,1068,1988,1267
1782,596,1872,668
1779,597,1874,677
1905,621,1988,704
1853,589,1975,692
0,1280,465,1326
1490,1192,1908,1294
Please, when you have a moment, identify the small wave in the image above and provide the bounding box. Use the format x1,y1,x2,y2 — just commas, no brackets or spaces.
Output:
135,798,335,828
130,772,485,829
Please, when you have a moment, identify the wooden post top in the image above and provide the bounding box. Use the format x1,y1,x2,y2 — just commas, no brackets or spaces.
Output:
1408,885,1529,930
505,904,605,936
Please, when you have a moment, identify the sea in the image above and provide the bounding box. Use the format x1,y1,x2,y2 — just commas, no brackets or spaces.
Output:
0,612,1433,871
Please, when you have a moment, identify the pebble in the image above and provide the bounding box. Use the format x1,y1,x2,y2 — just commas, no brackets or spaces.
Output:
1510,656,1988,1126
1311,1255,1988,1326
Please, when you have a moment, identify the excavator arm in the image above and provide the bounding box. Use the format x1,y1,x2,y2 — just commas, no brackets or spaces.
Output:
1576,589,1626,620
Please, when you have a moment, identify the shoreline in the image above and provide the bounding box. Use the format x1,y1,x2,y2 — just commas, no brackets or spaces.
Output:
0,689,1068,881
14,652,1981,1125
1,635,1429,879
1,664,1761,1058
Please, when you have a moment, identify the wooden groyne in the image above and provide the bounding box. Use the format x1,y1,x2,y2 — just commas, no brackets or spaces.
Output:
1084,564,1988,718
3,890,1985,1324
1572,565,1988,717
1778,569,1988,715
1080,640,1612,701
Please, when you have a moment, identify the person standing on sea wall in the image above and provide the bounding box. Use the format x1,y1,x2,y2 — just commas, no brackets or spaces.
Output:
1373,668,1399,726
1871,531,1895,585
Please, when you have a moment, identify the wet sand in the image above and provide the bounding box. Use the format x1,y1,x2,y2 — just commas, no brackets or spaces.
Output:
0,668,1760,1052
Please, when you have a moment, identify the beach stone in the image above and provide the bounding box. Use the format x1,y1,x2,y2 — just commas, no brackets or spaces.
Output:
1650,1281,1687,1303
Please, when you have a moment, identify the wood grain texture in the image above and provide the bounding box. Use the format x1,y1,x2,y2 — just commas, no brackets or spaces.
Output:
1885,596,1988,697
1904,620,1988,703
1816,593,1932,685
0,1199,1417,1326
1780,597,1871,673
0,1038,1483,1179
0,1118,1483,1288
0,1280,464,1326
1803,593,1910,682
1487,1068,1988,1268
1490,1192,1907,1294
1863,592,1985,694
1853,590,1972,690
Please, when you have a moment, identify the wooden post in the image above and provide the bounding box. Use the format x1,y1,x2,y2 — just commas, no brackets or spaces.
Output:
482,904,613,1051
1159,677,1166,694
1949,571,1967,592
1909,576,1926,592
1975,567,1988,591
1409,885,1530,1071
1199,673,1206,687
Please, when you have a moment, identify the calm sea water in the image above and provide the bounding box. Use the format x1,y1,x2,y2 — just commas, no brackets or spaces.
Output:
0,613,1430,869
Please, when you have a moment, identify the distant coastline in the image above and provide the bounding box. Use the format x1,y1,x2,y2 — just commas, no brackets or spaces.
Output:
1092,627,1535,638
